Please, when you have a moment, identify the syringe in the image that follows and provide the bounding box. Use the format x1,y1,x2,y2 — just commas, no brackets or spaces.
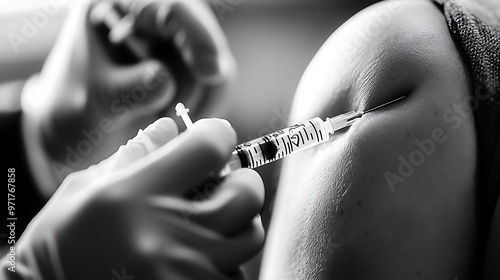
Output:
175,96,405,174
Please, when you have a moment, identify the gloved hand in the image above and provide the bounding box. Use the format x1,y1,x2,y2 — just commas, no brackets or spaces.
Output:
1,118,264,280
20,0,235,198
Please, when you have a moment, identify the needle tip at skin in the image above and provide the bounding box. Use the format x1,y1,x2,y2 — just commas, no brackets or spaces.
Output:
362,96,407,114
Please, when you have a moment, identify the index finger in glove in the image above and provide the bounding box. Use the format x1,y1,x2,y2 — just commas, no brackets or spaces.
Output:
98,117,179,172
118,118,236,196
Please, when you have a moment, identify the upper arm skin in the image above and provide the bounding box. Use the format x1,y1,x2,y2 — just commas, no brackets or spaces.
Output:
261,1,478,279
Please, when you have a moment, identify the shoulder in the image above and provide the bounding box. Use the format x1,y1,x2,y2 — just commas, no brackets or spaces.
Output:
263,1,479,278
290,0,477,178
292,0,471,121
289,0,477,175
287,0,478,226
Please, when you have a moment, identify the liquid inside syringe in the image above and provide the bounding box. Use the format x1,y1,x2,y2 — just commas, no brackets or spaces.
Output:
226,111,361,170
175,96,405,174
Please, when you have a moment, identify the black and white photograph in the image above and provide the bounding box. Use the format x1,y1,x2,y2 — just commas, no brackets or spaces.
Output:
0,0,499,279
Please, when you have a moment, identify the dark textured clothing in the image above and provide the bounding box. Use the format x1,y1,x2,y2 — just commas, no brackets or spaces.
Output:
434,0,500,275
439,0,500,225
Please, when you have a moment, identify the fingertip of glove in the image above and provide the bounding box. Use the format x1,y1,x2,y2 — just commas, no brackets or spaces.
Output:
142,117,179,149
162,118,235,170
146,117,178,136
192,118,236,153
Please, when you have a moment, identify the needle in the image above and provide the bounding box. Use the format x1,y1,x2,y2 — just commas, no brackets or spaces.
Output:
362,95,406,114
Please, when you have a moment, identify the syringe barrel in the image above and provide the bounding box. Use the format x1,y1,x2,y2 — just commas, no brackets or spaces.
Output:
229,117,329,170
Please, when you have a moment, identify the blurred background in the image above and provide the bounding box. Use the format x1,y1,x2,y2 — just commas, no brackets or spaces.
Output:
0,0,377,278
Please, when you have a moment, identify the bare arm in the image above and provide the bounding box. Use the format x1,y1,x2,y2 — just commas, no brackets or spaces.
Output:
261,1,478,279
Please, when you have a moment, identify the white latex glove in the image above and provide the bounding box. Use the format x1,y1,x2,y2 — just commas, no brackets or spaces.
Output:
1,118,264,280
21,0,235,198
